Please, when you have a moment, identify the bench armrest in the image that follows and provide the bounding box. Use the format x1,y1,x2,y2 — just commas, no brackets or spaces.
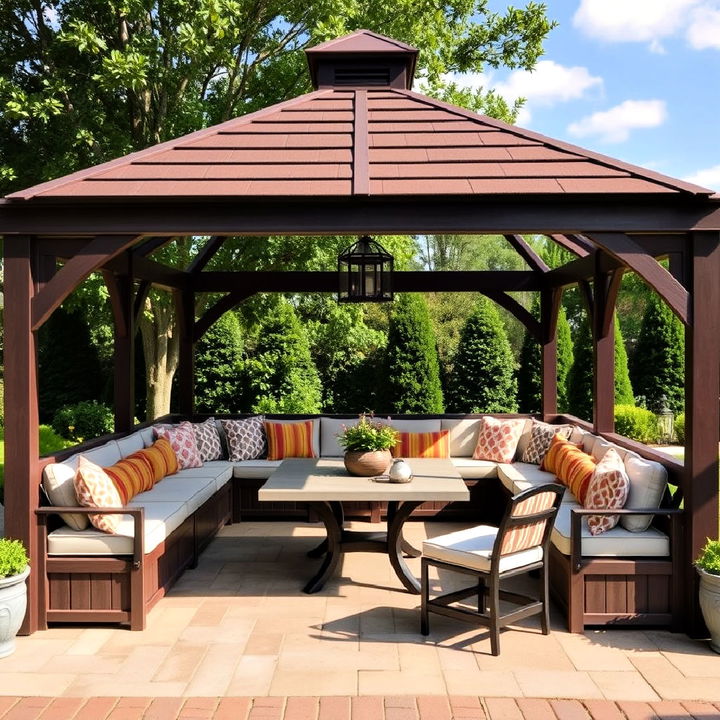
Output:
569,506,682,573
36,506,145,568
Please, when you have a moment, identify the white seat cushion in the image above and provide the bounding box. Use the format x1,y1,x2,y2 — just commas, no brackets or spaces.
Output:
63,440,122,471
450,458,498,479
497,463,576,503
440,418,482,457
423,525,543,573
47,500,188,556
233,460,283,480
551,504,669,557
320,417,359,457
620,454,668,533
131,476,217,514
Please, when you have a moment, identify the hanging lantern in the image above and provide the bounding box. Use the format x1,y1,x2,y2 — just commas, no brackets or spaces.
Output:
337,235,394,303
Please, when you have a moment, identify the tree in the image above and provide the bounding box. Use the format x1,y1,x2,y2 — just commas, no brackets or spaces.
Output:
614,317,634,406
631,293,685,413
240,299,322,414
194,311,243,414
446,297,518,413
381,294,444,414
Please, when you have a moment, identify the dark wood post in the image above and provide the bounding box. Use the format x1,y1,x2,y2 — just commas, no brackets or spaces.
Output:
684,231,720,636
541,288,560,419
175,289,195,417
592,259,615,434
3,235,41,634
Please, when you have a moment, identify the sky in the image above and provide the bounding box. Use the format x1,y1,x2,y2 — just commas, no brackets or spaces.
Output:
461,0,720,191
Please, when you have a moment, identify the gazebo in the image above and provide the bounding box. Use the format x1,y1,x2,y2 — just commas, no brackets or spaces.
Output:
1,30,719,636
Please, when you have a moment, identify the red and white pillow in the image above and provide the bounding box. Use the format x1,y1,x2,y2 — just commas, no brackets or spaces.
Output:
472,417,526,464
154,421,203,469
584,447,630,536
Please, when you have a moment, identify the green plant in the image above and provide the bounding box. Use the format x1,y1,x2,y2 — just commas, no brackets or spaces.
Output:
696,539,720,576
51,401,114,442
337,415,399,453
674,413,685,444
0,539,28,577
614,405,660,444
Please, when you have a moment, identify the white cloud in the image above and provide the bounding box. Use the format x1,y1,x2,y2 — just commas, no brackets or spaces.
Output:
515,107,532,127
684,164,720,189
493,60,603,105
687,5,720,48
567,100,667,143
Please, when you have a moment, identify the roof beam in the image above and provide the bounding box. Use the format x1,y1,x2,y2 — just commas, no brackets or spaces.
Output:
133,236,175,257
104,254,189,291
187,236,225,274
548,234,592,258
504,234,549,272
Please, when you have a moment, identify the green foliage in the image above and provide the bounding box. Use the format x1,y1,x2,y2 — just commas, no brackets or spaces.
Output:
566,314,593,421
446,297,518,413
631,293,685,414
240,299,322,414
194,312,243,414
0,539,28,577
696,539,720,576
614,405,659,444
381,294,444,414
337,415,399,452
674,413,685,444
614,318,635,406
51,401,114,442
557,308,573,413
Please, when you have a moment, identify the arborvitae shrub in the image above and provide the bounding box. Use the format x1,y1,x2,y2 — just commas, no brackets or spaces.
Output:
631,294,685,413
556,308,573,412
381,294,444,414
674,413,685,444
614,317,635,406
446,297,518,413
566,315,593,421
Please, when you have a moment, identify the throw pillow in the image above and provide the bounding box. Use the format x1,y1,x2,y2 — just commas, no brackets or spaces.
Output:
265,419,316,461
555,444,596,504
133,437,178,483
42,463,90,531
192,417,224,462
540,433,581,475
154,421,203,469
585,448,630,536
73,456,125,533
521,420,573,465
392,431,450,459
472,417,526,464
103,454,155,504
221,416,267,461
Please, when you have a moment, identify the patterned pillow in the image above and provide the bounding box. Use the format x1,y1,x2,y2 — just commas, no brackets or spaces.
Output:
104,454,155,504
265,419,316,461
392,431,449,459
555,444,596,504
192,418,224,462
540,433,581,474
472,417,526,463
521,420,573,465
585,448,630,536
221,417,267,461
73,456,125,533
154,421,203,469
132,437,178,482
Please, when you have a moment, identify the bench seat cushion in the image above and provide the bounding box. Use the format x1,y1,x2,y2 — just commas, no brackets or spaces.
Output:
550,504,669,557
497,463,576,503
48,500,188,556
449,458,498,479
131,476,217,514
233,460,283,480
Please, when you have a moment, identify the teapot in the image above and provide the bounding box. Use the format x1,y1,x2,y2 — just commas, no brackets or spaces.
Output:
388,458,413,483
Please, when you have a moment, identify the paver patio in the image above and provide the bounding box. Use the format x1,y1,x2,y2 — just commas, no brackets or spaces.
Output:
1,519,717,711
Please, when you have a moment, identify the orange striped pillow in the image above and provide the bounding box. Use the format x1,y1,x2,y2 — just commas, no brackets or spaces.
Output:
104,454,155,505
540,433,581,474
131,437,178,483
555,445,596,504
392,431,449,459
265,420,316,461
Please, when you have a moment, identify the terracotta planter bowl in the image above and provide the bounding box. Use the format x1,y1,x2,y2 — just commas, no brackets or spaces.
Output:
343,450,392,476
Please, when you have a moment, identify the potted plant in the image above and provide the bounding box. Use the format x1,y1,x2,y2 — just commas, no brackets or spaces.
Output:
0,539,30,658
338,415,399,476
696,538,720,653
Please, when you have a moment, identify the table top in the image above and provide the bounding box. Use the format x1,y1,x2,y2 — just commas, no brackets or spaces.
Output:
258,457,470,502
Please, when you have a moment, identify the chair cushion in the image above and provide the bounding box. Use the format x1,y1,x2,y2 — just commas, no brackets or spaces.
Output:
132,476,217,514
63,440,122,471
116,431,145,459
392,431,449,459
497,463,576,503
233,460,283,480
320,417,358,457
440,418,482,457
551,504,669,557
423,525,543,573
42,463,89,531
171,462,234,491
450,458,499,479
472,417,526,463
48,500,188,556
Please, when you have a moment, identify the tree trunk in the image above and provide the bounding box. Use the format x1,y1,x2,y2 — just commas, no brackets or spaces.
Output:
139,295,179,421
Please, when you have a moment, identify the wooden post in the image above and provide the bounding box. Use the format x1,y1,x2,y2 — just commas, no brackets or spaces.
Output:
593,260,615,434
684,231,720,636
3,236,41,634
541,288,560,420
175,290,195,417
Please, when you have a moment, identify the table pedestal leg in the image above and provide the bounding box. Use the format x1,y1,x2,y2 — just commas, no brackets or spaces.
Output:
386,502,422,558
387,501,423,593
303,502,343,594
307,502,344,558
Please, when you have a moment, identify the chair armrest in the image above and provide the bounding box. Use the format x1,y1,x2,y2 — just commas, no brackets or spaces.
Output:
36,506,145,568
570,507,682,573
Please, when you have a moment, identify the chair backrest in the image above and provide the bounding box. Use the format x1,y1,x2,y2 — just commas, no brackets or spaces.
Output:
492,483,565,561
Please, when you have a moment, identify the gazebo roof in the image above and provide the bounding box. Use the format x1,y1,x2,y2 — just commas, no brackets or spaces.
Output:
6,31,712,203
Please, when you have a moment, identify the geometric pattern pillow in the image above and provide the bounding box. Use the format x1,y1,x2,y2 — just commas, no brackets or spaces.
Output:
73,456,125,533
154,421,203,469
521,420,573,465
585,448,630,536
220,416,266,462
391,431,450,458
192,418,224,462
472,417,526,463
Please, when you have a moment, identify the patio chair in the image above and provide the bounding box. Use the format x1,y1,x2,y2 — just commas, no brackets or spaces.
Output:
420,483,564,655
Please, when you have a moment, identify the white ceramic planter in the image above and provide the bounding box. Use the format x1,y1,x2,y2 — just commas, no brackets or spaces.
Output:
0,566,30,658
698,567,720,654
